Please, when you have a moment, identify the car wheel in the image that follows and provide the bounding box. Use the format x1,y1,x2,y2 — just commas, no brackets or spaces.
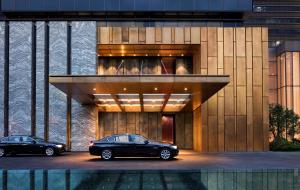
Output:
0,148,5,157
101,149,113,160
160,149,172,160
45,147,55,156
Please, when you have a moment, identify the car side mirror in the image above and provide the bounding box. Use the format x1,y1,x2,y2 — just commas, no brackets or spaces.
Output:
144,140,149,144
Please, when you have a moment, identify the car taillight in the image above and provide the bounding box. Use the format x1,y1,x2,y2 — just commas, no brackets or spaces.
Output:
89,141,94,146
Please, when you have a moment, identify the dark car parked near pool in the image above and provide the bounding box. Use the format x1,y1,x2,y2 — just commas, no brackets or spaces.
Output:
89,134,179,160
0,135,66,157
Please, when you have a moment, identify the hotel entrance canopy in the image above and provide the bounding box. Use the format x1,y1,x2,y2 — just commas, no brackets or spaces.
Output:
49,75,229,112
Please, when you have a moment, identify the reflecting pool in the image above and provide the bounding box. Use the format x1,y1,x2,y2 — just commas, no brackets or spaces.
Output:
0,169,299,190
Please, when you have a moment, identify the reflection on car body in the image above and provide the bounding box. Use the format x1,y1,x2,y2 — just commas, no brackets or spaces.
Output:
89,134,179,160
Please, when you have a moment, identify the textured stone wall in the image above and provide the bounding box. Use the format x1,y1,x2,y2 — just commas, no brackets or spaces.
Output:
49,22,67,143
71,21,97,151
0,22,4,137
9,22,32,135
36,22,45,138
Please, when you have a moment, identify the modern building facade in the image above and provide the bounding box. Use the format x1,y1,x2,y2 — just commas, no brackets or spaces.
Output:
2,0,293,152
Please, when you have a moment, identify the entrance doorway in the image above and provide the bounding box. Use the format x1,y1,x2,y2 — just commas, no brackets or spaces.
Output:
162,115,175,144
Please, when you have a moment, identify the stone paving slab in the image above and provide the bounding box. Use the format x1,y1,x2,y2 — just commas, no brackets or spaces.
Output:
0,150,300,170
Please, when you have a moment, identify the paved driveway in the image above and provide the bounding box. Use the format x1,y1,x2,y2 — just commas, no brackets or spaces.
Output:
0,150,300,170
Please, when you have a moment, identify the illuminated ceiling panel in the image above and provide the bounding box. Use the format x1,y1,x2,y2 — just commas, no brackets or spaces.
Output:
164,94,191,112
93,93,191,112
143,94,165,112
118,94,141,112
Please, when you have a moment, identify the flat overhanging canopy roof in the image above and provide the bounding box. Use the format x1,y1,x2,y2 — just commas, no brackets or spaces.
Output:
49,75,229,112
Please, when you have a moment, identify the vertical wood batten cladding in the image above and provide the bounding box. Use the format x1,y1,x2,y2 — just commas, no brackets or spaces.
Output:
71,21,97,151
9,22,32,135
100,112,192,149
276,51,300,135
0,22,4,137
36,22,45,138
96,26,269,152
49,22,67,144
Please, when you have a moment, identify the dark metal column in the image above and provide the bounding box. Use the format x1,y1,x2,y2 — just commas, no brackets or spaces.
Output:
44,21,49,141
4,21,9,137
31,21,37,136
66,22,72,151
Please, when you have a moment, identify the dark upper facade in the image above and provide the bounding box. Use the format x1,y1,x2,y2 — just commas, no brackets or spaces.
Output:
1,0,300,41
1,0,252,12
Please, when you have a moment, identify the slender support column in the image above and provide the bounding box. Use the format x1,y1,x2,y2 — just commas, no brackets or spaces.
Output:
66,22,72,151
44,21,49,141
31,21,37,136
4,21,9,137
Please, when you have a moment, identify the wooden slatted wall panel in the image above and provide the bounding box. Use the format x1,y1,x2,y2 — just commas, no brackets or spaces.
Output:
96,26,269,152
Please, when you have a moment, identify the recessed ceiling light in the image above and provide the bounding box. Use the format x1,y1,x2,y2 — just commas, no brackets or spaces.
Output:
134,54,136,56
109,54,112,56
184,87,188,91
154,87,158,91
157,54,160,56
169,54,172,56
146,54,148,56
181,54,184,56
93,88,96,91
123,87,127,91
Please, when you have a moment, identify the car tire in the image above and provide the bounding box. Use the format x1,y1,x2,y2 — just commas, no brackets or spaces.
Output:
101,149,113,160
160,148,172,160
0,148,5,157
45,147,55,157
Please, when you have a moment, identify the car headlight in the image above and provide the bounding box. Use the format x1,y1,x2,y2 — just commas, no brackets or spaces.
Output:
171,145,178,149
56,144,63,148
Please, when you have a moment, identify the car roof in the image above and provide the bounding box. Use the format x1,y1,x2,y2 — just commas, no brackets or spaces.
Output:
6,135,32,137
110,133,141,136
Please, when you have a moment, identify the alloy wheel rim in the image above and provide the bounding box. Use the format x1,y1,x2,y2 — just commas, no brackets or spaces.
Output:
102,150,112,160
0,148,4,156
161,149,171,160
46,148,54,156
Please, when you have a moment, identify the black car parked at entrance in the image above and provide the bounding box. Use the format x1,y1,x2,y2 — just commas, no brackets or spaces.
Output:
89,134,179,160
0,135,66,157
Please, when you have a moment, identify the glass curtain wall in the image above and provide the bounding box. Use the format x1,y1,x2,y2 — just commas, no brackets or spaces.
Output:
97,57,192,75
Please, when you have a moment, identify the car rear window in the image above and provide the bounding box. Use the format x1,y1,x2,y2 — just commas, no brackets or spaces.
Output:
0,137,8,142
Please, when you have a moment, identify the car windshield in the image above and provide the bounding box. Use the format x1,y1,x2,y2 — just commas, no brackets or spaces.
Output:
32,137,46,143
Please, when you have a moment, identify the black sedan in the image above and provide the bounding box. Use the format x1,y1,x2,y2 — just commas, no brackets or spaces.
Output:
89,134,179,160
0,135,66,157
